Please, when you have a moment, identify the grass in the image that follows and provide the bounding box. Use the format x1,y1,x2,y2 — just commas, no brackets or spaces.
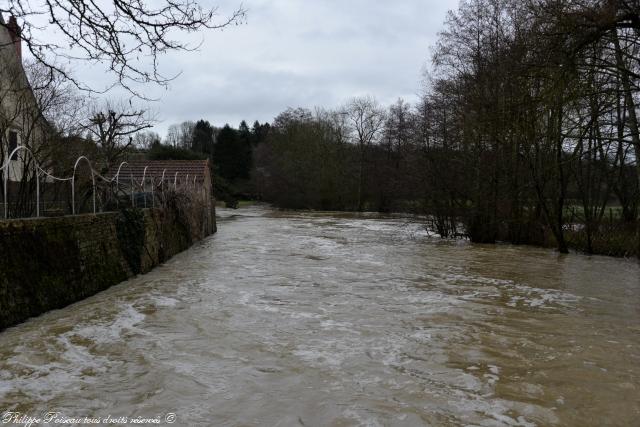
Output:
237,200,257,208
563,204,626,223
215,200,257,208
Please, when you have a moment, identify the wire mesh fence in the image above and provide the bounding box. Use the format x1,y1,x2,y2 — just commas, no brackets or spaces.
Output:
0,146,206,219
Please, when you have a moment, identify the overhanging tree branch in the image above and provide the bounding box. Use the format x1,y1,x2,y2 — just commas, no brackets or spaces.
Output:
0,0,246,98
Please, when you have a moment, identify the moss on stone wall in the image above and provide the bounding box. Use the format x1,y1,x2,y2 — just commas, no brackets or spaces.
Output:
0,215,128,329
116,208,146,275
0,199,215,331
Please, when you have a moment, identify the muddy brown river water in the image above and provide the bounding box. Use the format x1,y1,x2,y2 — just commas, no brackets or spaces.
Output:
0,206,639,426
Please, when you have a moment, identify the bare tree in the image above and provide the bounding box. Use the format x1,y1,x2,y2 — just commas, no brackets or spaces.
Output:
165,124,181,147
23,60,86,136
82,101,154,171
179,121,196,149
0,1,246,97
344,96,385,211
164,121,195,148
133,131,161,149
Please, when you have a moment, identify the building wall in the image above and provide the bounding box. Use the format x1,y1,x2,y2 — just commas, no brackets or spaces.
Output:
0,202,215,330
0,16,47,181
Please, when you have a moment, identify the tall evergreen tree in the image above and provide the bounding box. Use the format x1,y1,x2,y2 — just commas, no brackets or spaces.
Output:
214,124,245,181
252,121,271,145
238,120,253,175
191,120,215,159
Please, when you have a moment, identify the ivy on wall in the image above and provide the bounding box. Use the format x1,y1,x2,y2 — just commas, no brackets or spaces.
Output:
115,208,146,275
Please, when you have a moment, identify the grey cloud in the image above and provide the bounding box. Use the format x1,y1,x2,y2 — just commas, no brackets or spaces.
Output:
118,0,459,135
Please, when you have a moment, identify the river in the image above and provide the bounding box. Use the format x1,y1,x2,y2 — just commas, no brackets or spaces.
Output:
1,205,639,426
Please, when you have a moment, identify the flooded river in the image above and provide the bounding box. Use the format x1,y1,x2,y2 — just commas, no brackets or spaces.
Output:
1,206,639,426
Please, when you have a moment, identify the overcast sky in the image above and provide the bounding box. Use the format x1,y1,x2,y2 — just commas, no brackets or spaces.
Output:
90,0,459,137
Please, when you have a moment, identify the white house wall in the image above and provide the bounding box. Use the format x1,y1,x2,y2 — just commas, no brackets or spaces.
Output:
0,15,46,182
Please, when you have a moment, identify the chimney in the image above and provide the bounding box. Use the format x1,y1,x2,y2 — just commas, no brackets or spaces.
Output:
6,16,21,62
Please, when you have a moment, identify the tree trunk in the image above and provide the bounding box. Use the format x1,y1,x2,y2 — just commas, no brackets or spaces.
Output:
613,31,640,189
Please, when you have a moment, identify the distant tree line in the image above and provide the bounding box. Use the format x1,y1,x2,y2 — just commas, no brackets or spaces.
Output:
251,0,640,257
251,102,425,213
144,119,270,204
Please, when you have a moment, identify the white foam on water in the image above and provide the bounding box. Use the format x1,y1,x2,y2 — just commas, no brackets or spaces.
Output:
506,285,580,310
149,295,180,308
292,348,346,369
342,408,385,427
72,304,146,344
483,373,500,386
0,304,147,403
320,320,354,332
288,310,323,320
443,271,580,311
410,329,432,343
488,413,538,427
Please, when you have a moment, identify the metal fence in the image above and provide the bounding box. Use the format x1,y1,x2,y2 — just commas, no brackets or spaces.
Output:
0,145,203,219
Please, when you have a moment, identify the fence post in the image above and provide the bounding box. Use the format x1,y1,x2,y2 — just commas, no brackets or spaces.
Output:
36,169,40,217
3,165,7,219
160,169,167,204
71,175,75,215
72,156,96,215
142,166,148,209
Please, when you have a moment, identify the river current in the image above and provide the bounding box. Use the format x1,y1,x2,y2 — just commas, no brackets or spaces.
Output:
1,206,639,426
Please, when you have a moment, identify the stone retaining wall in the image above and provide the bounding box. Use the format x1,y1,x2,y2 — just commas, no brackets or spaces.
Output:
0,202,215,330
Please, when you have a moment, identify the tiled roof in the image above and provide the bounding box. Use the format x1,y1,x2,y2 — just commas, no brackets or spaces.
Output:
110,160,211,184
